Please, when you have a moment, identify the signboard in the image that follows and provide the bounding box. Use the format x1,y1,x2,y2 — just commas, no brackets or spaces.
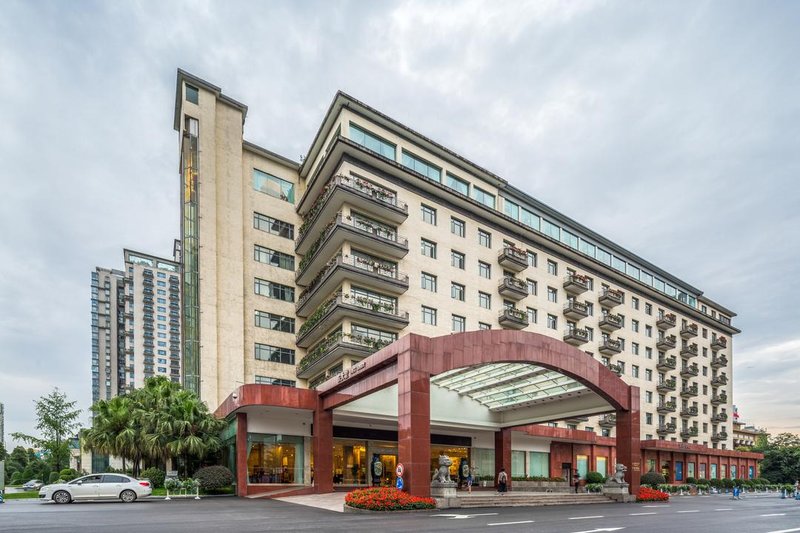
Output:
396,476,403,490
396,463,404,477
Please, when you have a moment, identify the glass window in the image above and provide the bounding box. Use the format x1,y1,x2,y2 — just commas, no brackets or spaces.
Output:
254,376,296,387
472,186,495,208
476,230,491,249
255,344,295,365
511,451,526,477
611,256,626,273
254,278,294,302
576,455,589,478
247,433,304,484
547,287,557,303
451,217,465,237
579,239,596,258
402,150,441,181
527,251,537,267
527,307,537,324
421,306,437,325
452,315,466,332
478,292,491,309
185,84,199,104
332,440,368,485
627,263,640,279
446,173,469,195
561,229,579,249
253,169,294,203
504,199,519,220
254,212,295,240
478,261,491,279
254,245,295,270
349,123,396,160
527,279,537,295
421,239,437,259
421,272,437,292
521,207,539,230
451,250,465,269
479,322,491,330
542,219,560,240
421,204,437,225
547,260,558,275
451,283,465,301
596,248,612,265
529,452,549,477
254,311,294,333
547,314,557,329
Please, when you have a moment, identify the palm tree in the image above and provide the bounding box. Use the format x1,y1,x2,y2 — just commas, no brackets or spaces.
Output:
83,395,136,472
164,390,224,476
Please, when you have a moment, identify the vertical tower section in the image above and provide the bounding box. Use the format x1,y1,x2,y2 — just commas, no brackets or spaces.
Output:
181,112,201,395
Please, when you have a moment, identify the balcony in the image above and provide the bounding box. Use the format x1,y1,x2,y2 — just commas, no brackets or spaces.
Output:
657,423,677,436
564,416,590,425
657,401,677,414
680,406,699,418
656,313,677,330
711,393,728,405
711,336,728,351
710,355,728,368
598,312,623,332
680,385,699,397
657,378,677,393
680,322,699,339
711,431,729,442
599,338,622,355
680,343,699,359
656,334,677,351
295,292,409,348
497,246,528,273
498,276,528,302
296,213,409,286
656,356,677,372
680,427,699,439
680,363,699,378
563,274,590,295
712,412,729,423
606,363,623,376
563,300,589,320
296,253,409,317
598,414,617,428
711,373,728,387
498,307,528,330
295,174,408,255
598,288,624,308
296,330,389,379
563,327,590,346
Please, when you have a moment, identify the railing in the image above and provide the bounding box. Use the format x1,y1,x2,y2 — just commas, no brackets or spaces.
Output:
657,334,677,347
711,355,728,367
681,427,699,438
297,291,407,340
599,288,624,304
657,379,677,391
601,338,622,351
563,328,589,341
297,330,393,375
500,276,528,293
681,323,698,336
564,300,589,315
657,313,676,327
563,274,590,291
657,401,677,412
657,423,677,434
711,336,728,349
680,406,698,417
498,246,528,264
711,394,728,404
681,385,699,396
657,357,677,370
599,313,623,328
681,343,699,356
499,307,528,323
606,363,623,376
297,174,406,243
680,364,699,376
711,374,728,386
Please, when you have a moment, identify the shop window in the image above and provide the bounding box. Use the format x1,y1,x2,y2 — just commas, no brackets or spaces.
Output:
247,434,304,484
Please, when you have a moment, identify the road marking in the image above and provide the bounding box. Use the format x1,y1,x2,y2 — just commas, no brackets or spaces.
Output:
629,512,657,516
766,528,800,533
761,513,786,517
488,520,534,526
714,508,733,511
432,512,499,519
568,528,625,533
677,510,700,513
569,515,605,520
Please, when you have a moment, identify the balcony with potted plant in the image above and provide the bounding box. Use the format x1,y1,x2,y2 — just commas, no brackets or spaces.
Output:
710,392,728,405
656,356,677,372
711,336,728,351
498,276,528,301
657,422,677,436
657,401,677,414
563,299,590,320
680,426,699,439
656,312,676,330
599,337,623,355
657,378,677,393
598,312,623,332
710,355,728,368
680,342,698,359
598,414,617,428
657,334,677,351
498,307,528,329
598,287,624,308
563,273,590,295
497,245,528,272
563,327,590,346
680,322,699,339
680,384,699,397
296,330,391,380
680,406,698,418
679,363,699,378
711,373,728,387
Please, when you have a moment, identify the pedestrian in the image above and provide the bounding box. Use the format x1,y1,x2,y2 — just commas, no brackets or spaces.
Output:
497,468,508,495
574,470,581,494
466,465,474,494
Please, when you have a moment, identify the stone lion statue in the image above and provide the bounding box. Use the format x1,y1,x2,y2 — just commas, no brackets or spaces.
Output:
609,463,628,484
432,453,453,483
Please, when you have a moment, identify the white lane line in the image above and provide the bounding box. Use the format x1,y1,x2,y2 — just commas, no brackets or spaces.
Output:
676,510,700,513
761,513,787,517
766,528,800,533
643,504,670,507
714,508,733,511
569,515,605,520
629,512,657,516
488,520,534,526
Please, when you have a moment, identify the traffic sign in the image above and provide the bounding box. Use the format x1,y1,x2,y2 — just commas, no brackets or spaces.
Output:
396,476,403,490
396,463,404,477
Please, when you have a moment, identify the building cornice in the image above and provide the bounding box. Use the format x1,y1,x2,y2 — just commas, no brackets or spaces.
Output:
173,69,248,131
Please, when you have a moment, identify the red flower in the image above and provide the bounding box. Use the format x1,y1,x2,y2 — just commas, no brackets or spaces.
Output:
636,487,670,502
345,488,436,511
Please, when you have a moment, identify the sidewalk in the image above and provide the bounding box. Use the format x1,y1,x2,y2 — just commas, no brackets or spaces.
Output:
274,492,346,513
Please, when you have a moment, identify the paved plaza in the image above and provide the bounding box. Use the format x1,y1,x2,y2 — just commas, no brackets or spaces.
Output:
1,492,799,532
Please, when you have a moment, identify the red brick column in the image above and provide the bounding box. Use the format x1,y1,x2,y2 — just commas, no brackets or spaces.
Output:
235,412,248,497
616,386,642,494
313,399,333,493
398,363,431,498
495,428,512,491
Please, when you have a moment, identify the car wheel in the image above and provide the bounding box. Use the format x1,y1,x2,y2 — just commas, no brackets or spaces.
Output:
53,491,71,504
120,490,137,503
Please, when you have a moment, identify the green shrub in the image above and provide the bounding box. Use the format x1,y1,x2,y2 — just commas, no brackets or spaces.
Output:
59,469,79,482
194,465,234,492
164,478,182,491
10,472,23,485
695,478,710,486
708,478,721,488
47,472,60,484
685,476,696,484
585,471,606,484
140,467,166,489
586,483,604,493
640,471,666,488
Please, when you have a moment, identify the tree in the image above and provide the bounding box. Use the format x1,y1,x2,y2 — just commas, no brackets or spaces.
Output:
82,395,137,473
770,432,800,449
757,431,800,484
12,388,81,473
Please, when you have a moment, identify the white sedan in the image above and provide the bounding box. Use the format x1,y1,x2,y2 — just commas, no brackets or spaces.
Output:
39,473,152,504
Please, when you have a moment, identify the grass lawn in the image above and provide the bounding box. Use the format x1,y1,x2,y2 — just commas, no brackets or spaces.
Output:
3,492,40,499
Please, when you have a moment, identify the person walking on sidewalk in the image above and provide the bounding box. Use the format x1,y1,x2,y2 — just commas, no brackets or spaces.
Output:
497,468,508,495
574,470,581,494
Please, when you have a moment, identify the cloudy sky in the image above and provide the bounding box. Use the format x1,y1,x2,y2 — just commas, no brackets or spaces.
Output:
1,0,798,446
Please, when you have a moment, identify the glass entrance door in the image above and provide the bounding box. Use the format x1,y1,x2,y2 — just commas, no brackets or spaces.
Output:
378,454,397,486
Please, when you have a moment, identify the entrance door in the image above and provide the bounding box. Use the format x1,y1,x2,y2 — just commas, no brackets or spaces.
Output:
562,463,573,484
379,454,397,487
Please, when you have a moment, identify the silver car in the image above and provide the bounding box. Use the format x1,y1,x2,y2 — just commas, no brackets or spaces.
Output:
39,473,152,504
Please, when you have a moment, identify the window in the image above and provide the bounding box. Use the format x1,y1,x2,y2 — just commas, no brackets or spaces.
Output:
646,369,653,381
254,376,296,387
421,306,437,325
632,365,640,378
446,173,469,195
547,260,558,275
527,251,537,267
421,204,437,225
632,342,640,355
632,319,639,333
478,261,491,279
479,322,491,330
504,198,519,219
402,150,441,181
645,347,653,359
452,315,466,332
451,283,465,301
421,272,437,292
451,250,465,269
542,219,560,240
472,186,495,208
421,239,437,259
253,169,294,203
254,245,295,270
255,278,295,302
255,344,295,365
451,217,465,237
255,311,295,333
547,287,558,303
646,413,653,425
185,84,199,104
586,326,594,341
478,292,491,309
547,314,558,330
645,303,653,315
631,296,639,310
646,391,653,403
254,212,295,239
527,279,537,295
645,325,653,338
349,123,396,160
527,307,537,324
478,229,492,248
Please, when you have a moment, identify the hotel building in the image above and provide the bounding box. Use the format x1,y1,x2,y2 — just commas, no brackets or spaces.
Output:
174,70,760,497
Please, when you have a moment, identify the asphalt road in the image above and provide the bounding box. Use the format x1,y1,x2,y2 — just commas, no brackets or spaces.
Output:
1,492,799,532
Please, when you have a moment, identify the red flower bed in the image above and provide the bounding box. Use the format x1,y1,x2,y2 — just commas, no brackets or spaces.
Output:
345,487,436,511
637,486,670,502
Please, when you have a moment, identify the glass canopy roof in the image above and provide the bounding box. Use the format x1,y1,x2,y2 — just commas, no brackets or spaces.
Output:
430,363,591,412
